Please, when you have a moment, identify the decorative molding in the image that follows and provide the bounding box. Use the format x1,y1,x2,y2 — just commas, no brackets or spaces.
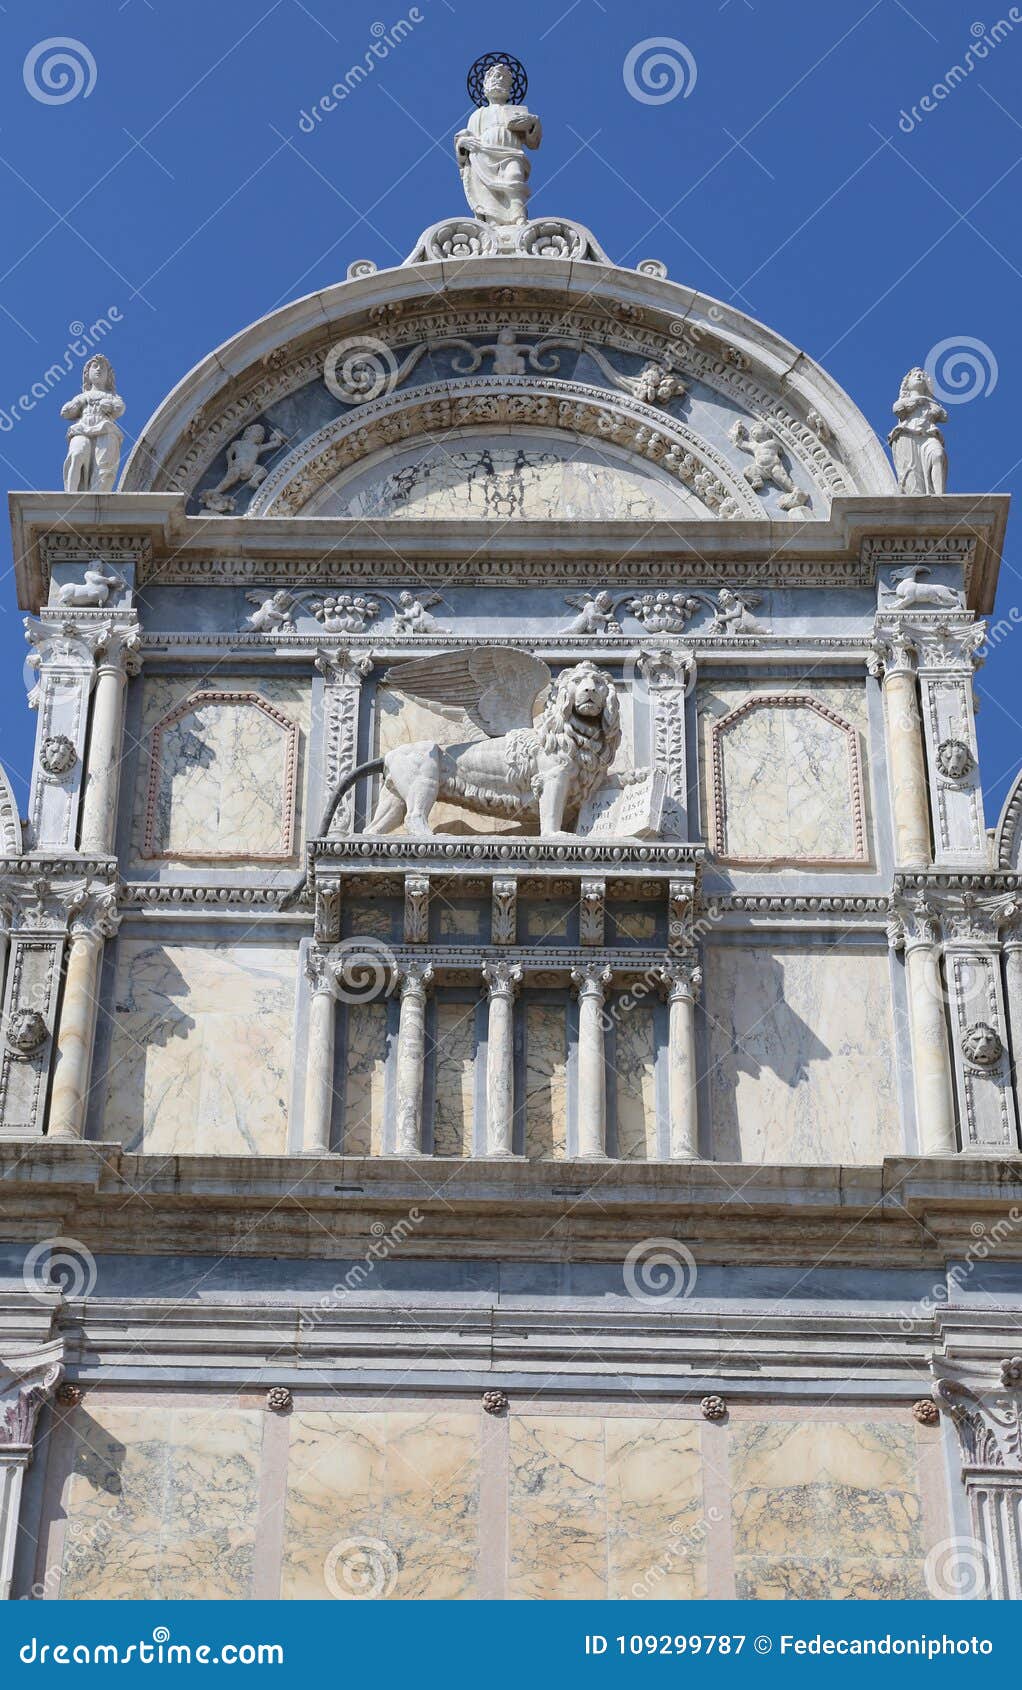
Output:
579,879,605,947
491,877,517,946
141,689,299,862
403,875,430,945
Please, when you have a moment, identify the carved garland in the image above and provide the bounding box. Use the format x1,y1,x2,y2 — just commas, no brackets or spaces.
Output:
709,693,867,866
141,689,299,862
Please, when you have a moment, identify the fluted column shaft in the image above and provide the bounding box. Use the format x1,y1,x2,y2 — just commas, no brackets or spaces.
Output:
304,961,336,1154
1003,937,1022,1091
572,965,611,1159
483,962,521,1156
49,932,103,1141
659,957,702,1159
395,965,432,1156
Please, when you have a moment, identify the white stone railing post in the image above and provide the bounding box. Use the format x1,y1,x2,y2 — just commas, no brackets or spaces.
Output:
571,963,612,1159
303,948,337,1155
394,963,433,1156
889,894,957,1154
0,1364,61,1600
49,886,120,1142
79,622,141,855
869,628,931,869
658,954,702,1159
482,961,522,1157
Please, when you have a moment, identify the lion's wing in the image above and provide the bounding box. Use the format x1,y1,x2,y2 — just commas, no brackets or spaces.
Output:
385,648,550,737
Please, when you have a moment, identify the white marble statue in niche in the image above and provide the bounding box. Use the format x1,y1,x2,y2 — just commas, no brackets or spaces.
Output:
889,368,948,495
61,355,125,493
455,62,541,226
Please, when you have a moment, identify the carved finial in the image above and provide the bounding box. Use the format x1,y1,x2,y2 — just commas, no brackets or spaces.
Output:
456,55,540,227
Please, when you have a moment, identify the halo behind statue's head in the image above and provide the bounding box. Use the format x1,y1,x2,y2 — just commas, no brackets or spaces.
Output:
467,52,527,107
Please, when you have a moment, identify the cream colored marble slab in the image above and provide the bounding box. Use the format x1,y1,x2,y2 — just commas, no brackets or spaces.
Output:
130,673,309,866
730,1419,926,1599
509,1415,707,1600
614,1002,658,1161
102,941,295,1155
705,947,898,1163
342,1002,389,1156
58,1404,261,1600
281,1410,479,1600
524,1002,568,1160
433,1001,477,1156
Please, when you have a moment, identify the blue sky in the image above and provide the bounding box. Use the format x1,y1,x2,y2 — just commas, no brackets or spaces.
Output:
1,0,1019,820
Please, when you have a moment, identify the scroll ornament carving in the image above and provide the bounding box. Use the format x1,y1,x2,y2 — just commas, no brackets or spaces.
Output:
729,419,811,516
0,1364,62,1448
935,1372,1022,1470
491,878,517,945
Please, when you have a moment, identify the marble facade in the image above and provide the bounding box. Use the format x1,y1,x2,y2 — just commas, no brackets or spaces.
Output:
0,96,1020,1604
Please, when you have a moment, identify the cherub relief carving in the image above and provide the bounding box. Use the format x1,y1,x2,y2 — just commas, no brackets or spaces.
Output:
729,419,810,515
200,423,286,513
245,590,296,633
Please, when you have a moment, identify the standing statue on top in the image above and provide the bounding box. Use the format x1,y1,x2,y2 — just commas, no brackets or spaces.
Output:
455,56,541,226
61,354,125,494
889,367,948,495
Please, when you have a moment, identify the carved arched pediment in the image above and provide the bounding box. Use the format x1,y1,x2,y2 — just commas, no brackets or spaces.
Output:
994,765,1022,868
0,762,23,857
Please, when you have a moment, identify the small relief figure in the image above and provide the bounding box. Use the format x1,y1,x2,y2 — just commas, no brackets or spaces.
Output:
889,367,948,495
55,560,125,608
311,594,380,634
709,587,766,635
455,60,541,227
490,326,529,375
61,355,125,493
245,590,296,634
628,592,701,634
729,419,811,515
561,591,625,635
881,562,962,610
387,591,446,634
199,423,287,513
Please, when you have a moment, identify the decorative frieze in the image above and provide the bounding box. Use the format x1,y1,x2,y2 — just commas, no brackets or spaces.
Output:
491,878,517,946
403,875,430,945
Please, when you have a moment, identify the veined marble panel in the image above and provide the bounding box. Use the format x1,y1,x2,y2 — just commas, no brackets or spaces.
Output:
524,1001,568,1160
705,947,898,1164
343,898,398,941
102,941,295,1155
509,1416,705,1600
281,1410,479,1599
730,1420,927,1599
130,673,310,866
699,679,871,866
342,1002,390,1156
519,897,574,944
57,1404,261,1600
614,1002,658,1161
432,1001,477,1157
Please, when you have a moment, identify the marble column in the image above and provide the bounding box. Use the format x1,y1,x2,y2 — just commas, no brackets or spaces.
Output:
892,896,957,1155
79,626,141,855
571,963,612,1159
658,954,702,1159
871,630,930,868
48,880,122,1148
482,961,522,1157
394,964,433,1156
1003,931,1022,1090
935,1361,1022,1600
0,1365,61,1601
303,950,337,1155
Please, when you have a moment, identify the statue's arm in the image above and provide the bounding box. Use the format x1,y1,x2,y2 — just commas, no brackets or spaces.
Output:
521,115,542,149
60,395,84,420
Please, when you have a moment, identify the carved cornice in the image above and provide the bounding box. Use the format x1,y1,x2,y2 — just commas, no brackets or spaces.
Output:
309,837,704,874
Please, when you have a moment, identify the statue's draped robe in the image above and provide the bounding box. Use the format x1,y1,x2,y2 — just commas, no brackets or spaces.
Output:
455,103,542,225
